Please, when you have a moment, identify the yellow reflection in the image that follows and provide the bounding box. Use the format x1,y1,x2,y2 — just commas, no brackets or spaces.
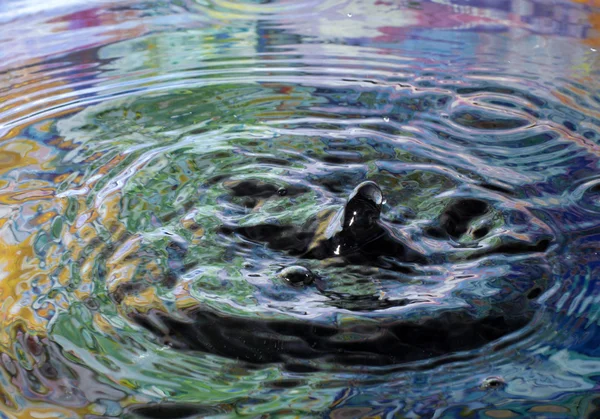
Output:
0,140,40,175
0,235,46,349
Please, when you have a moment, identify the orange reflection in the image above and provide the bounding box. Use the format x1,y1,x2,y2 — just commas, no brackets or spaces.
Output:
572,0,600,47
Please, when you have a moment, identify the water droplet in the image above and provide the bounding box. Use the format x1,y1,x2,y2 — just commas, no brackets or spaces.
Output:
277,187,287,196
279,266,315,287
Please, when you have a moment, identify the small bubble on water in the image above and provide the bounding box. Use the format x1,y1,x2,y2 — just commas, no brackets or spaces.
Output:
347,13,353,17
383,116,390,122
277,187,287,196
481,376,506,389
591,48,597,52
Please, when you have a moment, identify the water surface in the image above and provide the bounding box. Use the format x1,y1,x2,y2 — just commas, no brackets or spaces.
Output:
1,0,600,417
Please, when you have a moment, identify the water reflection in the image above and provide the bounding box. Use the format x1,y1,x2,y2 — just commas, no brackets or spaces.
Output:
0,0,599,418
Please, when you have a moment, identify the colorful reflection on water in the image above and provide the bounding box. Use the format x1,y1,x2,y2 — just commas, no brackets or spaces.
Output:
1,0,600,418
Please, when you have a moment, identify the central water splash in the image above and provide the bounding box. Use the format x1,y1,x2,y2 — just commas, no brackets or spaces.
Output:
39,81,559,369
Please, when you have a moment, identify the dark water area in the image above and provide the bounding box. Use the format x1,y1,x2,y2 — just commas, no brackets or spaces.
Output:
1,0,600,417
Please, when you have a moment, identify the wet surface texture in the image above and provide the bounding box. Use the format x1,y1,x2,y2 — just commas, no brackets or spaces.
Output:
1,0,600,417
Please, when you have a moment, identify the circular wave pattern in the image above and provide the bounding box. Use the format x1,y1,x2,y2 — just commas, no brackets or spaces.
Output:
1,1,600,417
48,82,557,369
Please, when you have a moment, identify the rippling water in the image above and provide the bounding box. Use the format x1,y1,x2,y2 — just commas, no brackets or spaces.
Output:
1,0,600,417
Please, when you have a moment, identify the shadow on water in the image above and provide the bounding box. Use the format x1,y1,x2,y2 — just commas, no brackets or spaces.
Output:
1,0,600,417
